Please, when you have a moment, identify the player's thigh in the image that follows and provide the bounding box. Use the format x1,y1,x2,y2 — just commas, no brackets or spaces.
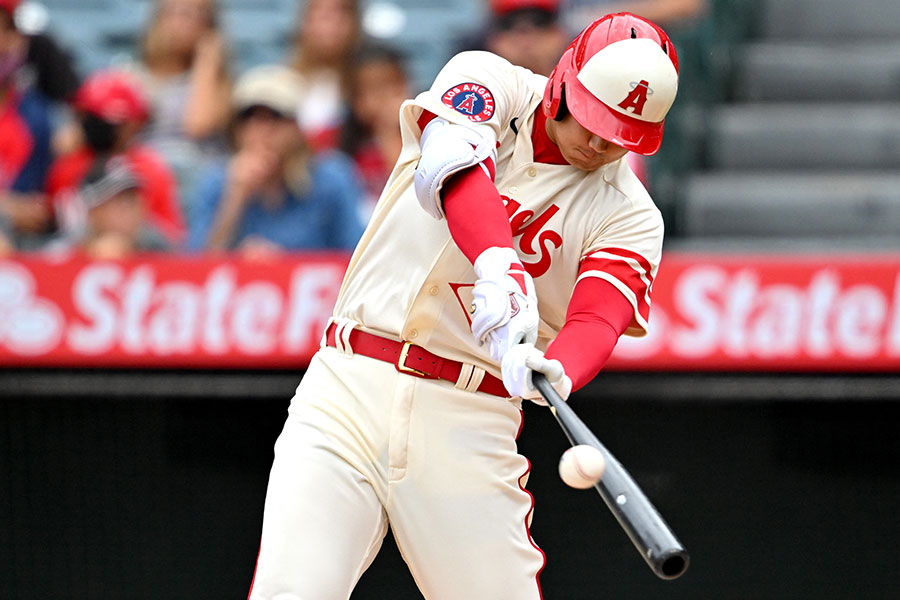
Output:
249,403,388,599
390,385,545,600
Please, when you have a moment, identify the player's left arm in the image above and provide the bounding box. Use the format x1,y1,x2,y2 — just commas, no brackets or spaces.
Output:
544,275,634,390
503,196,663,403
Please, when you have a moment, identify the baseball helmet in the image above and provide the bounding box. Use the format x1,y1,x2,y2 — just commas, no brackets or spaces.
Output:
73,70,150,125
543,12,679,156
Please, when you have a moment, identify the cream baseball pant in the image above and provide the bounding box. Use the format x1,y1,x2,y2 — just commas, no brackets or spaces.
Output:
247,346,546,600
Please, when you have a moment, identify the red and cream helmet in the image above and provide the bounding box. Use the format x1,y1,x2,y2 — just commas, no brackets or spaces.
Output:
543,12,679,156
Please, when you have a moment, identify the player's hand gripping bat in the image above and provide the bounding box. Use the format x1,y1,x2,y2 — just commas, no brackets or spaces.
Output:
532,372,689,580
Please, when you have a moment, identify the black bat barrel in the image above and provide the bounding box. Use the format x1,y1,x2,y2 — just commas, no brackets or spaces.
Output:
533,373,689,580
589,436,689,579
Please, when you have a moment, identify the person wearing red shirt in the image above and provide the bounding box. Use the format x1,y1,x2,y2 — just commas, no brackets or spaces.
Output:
45,69,185,245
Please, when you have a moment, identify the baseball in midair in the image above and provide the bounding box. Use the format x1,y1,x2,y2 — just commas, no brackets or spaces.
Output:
558,444,606,489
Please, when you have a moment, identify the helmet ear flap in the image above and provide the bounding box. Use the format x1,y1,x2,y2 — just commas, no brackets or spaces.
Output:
554,84,568,122
543,46,571,121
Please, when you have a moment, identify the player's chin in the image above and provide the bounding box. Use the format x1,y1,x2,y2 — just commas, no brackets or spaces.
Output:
566,148,618,172
567,155,608,172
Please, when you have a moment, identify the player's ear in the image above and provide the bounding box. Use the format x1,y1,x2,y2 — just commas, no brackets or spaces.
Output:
554,85,569,122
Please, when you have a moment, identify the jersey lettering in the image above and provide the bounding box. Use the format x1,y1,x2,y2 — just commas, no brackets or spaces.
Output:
502,196,563,278
617,80,652,116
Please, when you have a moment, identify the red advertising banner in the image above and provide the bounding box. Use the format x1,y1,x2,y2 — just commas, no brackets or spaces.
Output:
0,254,349,368
606,253,900,371
2,253,900,371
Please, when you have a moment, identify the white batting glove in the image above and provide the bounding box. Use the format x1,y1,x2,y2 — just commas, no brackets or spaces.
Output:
470,247,539,361
501,343,572,406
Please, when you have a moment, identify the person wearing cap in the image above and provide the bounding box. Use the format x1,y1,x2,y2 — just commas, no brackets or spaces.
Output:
45,69,185,247
561,0,707,36
248,12,679,600
0,0,54,253
483,0,570,77
189,64,364,255
45,158,171,259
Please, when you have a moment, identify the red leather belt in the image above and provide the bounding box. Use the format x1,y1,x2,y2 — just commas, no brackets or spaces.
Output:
324,323,509,397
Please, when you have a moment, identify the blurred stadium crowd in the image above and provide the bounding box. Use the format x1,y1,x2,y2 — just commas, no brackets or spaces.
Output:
4,0,897,260
0,0,718,260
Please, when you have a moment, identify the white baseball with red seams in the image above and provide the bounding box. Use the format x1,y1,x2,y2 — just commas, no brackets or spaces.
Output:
559,444,607,489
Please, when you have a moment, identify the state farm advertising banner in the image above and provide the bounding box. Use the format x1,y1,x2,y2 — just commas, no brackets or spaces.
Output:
607,253,900,371
2,253,900,371
0,255,348,368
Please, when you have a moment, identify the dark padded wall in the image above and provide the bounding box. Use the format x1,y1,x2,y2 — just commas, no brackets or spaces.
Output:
2,373,899,599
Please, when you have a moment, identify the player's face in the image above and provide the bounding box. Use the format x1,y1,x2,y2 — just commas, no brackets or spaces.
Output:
546,113,629,172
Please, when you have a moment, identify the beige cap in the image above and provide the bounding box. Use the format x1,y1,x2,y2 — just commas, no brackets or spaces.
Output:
232,65,304,120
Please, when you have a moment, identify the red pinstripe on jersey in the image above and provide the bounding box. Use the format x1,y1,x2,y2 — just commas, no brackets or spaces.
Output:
579,247,654,326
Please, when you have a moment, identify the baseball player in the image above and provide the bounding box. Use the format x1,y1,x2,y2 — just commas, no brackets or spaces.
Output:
249,12,678,600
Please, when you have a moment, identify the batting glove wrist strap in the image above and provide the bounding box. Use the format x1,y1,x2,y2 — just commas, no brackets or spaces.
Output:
501,343,573,405
471,247,539,361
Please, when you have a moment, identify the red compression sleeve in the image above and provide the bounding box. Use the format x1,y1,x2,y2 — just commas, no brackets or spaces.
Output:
545,276,634,391
442,165,515,264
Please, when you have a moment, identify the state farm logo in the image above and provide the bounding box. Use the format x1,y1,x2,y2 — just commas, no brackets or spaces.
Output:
0,259,346,363
0,262,65,355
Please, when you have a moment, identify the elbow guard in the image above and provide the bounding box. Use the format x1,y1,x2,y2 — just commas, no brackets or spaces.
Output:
414,117,497,220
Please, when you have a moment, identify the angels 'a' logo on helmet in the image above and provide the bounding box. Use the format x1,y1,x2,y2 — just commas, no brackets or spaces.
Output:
617,80,653,115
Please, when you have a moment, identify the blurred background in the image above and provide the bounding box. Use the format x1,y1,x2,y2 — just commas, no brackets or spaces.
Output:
1,0,899,598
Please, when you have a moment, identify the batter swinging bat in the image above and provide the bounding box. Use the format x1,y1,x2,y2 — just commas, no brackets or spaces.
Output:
532,373,690,580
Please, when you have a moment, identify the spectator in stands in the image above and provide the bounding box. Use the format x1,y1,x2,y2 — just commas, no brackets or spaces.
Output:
455,0,568,78
0,0,53,252
339,44,410,219
190,65,365,256
46,158,170,259
45,69,185,247
289,0,362,151
561,0,707,34
129,0,231,207
0,0,79,104
485,0,570,77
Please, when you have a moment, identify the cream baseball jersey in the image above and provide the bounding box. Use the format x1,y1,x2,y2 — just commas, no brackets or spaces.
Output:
332,50,662,378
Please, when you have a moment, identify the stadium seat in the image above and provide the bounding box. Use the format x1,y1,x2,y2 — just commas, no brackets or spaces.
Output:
760,0,900,39
682,172,900,238
706,103,900,171
736,41,900,102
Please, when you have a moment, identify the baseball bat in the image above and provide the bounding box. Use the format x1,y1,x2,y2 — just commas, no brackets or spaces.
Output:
532,372,689,580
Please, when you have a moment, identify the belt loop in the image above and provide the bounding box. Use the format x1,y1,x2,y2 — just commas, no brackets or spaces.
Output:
334,318,359,356
455,364,474,390
466,366,486,393
340,319,358,356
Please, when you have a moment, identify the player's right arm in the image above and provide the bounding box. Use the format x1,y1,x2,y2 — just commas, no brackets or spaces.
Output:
405,51,538,361
442,163,538,361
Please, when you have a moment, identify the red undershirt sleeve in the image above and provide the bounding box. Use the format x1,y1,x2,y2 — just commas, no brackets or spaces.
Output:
442,165,515,264
545,276,634,391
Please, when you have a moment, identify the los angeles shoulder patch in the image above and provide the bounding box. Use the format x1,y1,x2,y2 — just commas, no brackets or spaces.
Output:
442,83,495,122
